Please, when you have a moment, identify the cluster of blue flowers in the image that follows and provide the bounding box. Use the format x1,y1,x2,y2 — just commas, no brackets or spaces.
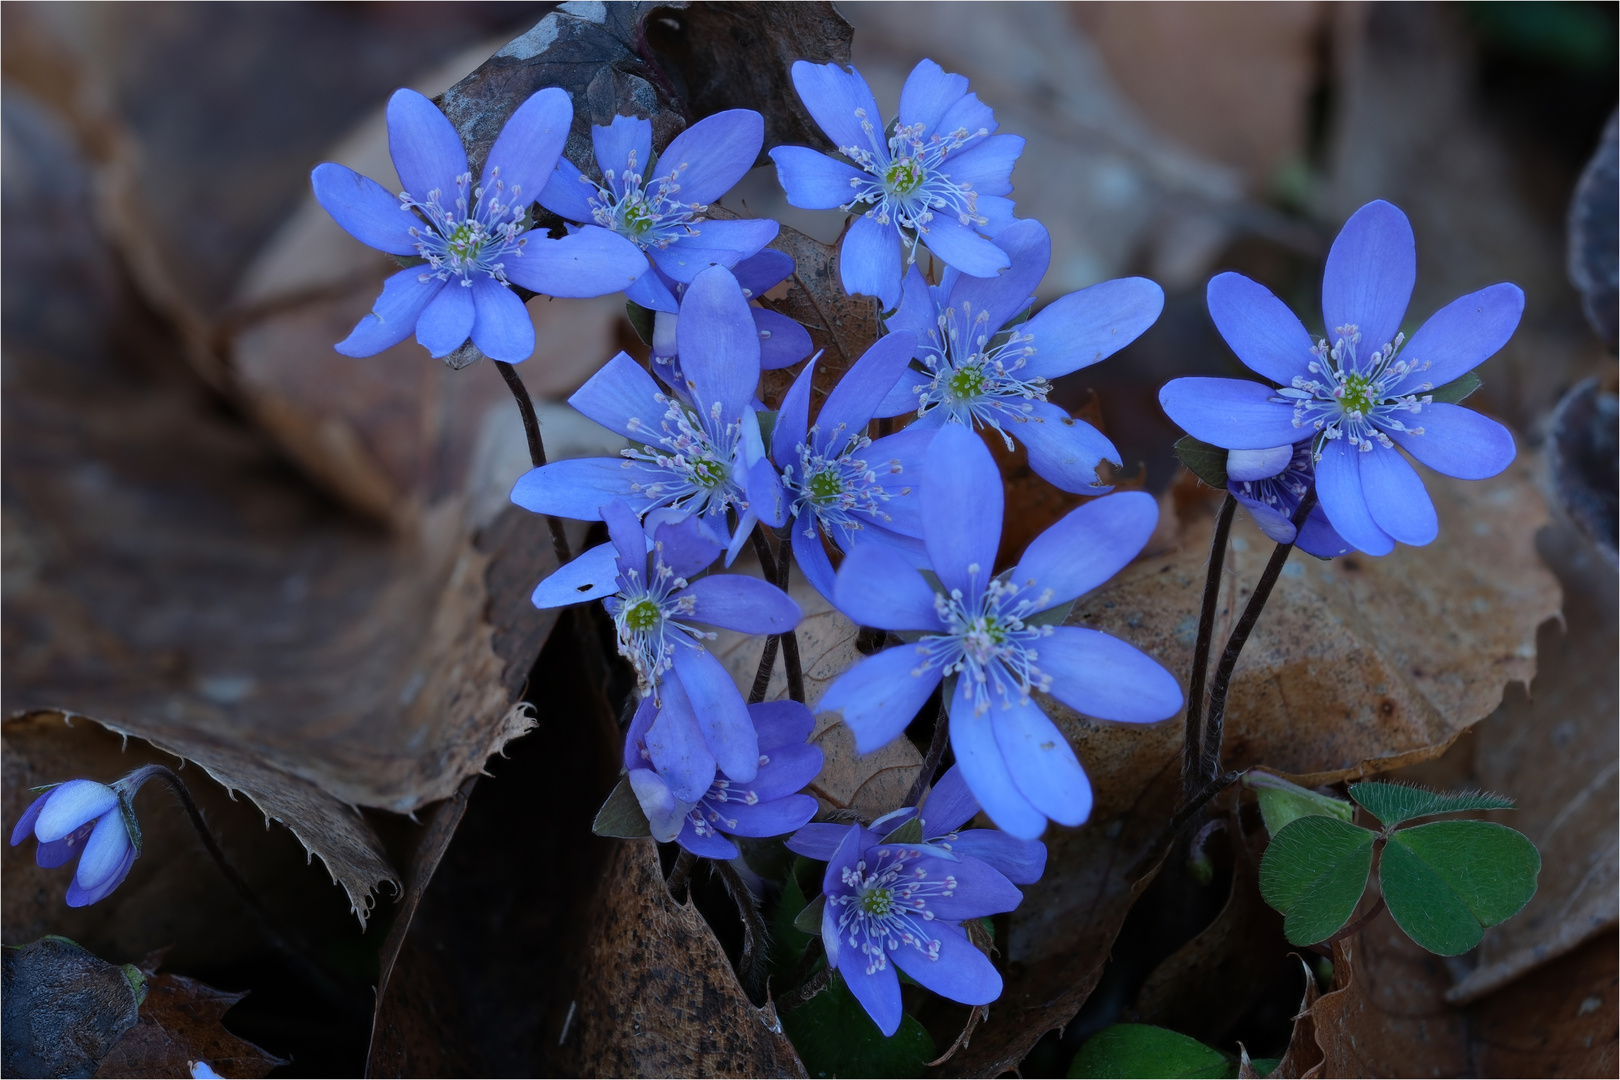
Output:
14,55,1522,1042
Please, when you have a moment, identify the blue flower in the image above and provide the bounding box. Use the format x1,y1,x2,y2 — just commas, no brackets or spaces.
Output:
878,219,1164,492
10,778,140,907
794,819,1023,1035
771,59,1024,310
532,503,800,794
312,88,646,363
1159,200,1522,556
789,764,1047,885
771,330,934,601
1226,443,1352,558
512,265,788,557
540,111,779,313
649,249,813,386
816,425,1182,839
626,697,822,859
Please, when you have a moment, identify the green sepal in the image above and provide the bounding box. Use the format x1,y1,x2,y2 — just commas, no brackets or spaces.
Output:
755,409,778,454
1025,598,1076,629
780,970,935,1075
1349,781,1515,827
1259,815,1376,946
1174,436,1230,489
881,816,924,845
1069,1024,1233,1079
1380,820,1540,955
591,777,652,839
119,963,150,1007
1428,370,1482,404
793,892,827,935
625,301,657,347
1244,771,1354,836
117,792,142,856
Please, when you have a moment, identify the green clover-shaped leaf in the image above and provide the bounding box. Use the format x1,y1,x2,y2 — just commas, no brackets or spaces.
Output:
1380,820,1540,956
1259,815,1376,946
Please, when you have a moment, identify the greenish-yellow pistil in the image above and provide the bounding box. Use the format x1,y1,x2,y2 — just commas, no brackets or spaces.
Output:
1339,373,1375,415
947,364,987,402
884,158,923,196
807,467,844,505
447,222,482,259
622,598,662,632
617,197,655,238
689,456,726,489
860,887,895,917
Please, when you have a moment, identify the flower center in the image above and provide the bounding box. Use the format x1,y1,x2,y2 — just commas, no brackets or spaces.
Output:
807,467,845,505
783,427,907,544
621,395,749,520
689,455,727,489
947,364,986,402
1273,323,1435,455
610,552,704,691
583,154,706,251
403,168,528,285
884,158,924,196
621,598,662,632
837,117,991,250
913,302,1044,446
829,847,956,974
860,886,895,917
616,195,656,238
1339,373,1374,416
917,572,1056,715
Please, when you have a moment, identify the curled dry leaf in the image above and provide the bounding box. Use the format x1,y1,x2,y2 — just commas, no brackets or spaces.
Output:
944,457,1560,1076
1,936,143,1079
94,967,285,1079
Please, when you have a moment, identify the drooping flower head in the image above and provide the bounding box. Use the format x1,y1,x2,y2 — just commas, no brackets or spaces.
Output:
1159,200,1522,555
816,425,1182,839
650,248,813,387
792,818,1022,1036
878,219,1164,493
790,764,1047,886
1226,443,1352,558
772,59,1024,310
511,265,787,557
770,331,934,601
626,696,822,857
312,88,646,364
540,111,779,313
531,503,800,791
11,775,146,907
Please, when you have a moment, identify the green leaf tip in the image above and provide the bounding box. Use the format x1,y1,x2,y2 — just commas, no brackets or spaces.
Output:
1174,436,1230,489
591,777,652,839
1069,1024,1233,1079
1349,781,1515,827
1428,370,1482,404
1244,771,1355,835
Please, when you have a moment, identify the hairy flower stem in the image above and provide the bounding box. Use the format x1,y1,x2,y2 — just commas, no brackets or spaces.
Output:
749,526,807,703
1198,488,1318,785
748,635,780,705
666,849,697,898
1182,495,1238,806
713,858,769,1002
128,765,367,1020
493,359,571,566
780,954,832,1014
903,700,951,807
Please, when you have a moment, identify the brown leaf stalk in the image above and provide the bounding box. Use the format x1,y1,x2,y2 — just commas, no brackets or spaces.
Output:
1182,494,1238,805
713,858,770,1002
493,359,571,566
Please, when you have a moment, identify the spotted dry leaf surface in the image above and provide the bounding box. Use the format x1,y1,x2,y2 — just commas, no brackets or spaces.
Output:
93,967,284,1079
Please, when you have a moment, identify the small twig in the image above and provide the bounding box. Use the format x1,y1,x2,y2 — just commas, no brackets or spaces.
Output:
493,359,571,566
748,635,780,705
666,850,697,899
903,701,950,808
778,961,832,1014
1323,895,1386,947
1182,495,1237,805
926,1004,987,1067
776,539,806,703
780,936,825,1002
1199,487,1317,784
713,859,769,1001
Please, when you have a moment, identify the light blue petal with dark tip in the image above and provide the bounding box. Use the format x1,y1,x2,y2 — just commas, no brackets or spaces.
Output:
1205,271,1317,386
1013,490,1158,609
1315,438,1396,556
1157,377,1305,449
1322,199,1415,360
386,88,467,203
1360,444,1438,546
949,680,1047,840
991,691,1091,826
1017,400,1120,493
673,646,759,783
922,425,1002,598
311,163,420,256
337,268,443,357
531,541,621,609
1040,626,1183,723
816,645,943,754
1387,404,1515,480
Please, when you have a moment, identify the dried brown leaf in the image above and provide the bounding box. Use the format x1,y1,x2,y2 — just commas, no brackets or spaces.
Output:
757,224,883,411
1467,929,1618,1078
94,969,284,1079
1,936,142,1078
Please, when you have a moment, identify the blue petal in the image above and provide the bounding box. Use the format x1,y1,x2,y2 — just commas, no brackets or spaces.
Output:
1023,277,1165,380
531,541,621,609
920,216,1010,279
918,765,979,833
625,265,679,312
1040,626,1183,723
756,308,812,370
749,744,823,799
744,432,788,530
1315,438,1396,556
770,146,867,210
503,226,647,298
822,822,869,901
470,277,533,362
673,646,759,783
600,500,649,579
310,163,419,256
790,61,886,159
946,831,1047,885
939,133,1023,197
676,575,801,634
1013,490,1158,608
415,281,474,357
647,510,725,578
10,791,50,846
949,680,1047,839
336,268,443,357
787,822,846,860
792,515,839,605
1157,378,1305,449
833,543,945,631
1359,444,1438,546
888,922,1003,1007
64,843,134,908
898,59,969,135
976,194,1017,235
35,780,118,843
840,215,903,310
773,359,815,464
1231,488,1298,545
991,692,1092,826
676,266,759,425
1227,445,1294,482
624,695,657,772
629,767,689,843
656,109,763,205
886,264,938,343
1393,283,1524,394
733,249,795,297
592,115,653,190
816,644,943,754
1387,404,1515,480
841,945,903,1037
1017,400,1121,493
676,819,740,859
717,794,819,837
509,458,647,521
939,218,1047,335
537,156,598,222
386,89,468,203
752,699,816,749
922,425,1002,597
568,351,666,442
74,811,132,892
36,822,93,869
817,332,919,448
911,856,1022,920
937,91,999,139
645,677,717,803
648,219,780,283
481,86,571,206
1294,506,1355,559
1205,272,1317,386
1322,199,1415,358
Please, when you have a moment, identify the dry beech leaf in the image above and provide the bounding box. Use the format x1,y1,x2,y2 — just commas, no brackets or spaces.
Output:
1269,956,1324,1079
94,968,284,1079
1,936,143,1079
946,457,1560,1076
757,224,883,411
559,839,807,1078
713,573,923,821
1466,929,1618,1078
